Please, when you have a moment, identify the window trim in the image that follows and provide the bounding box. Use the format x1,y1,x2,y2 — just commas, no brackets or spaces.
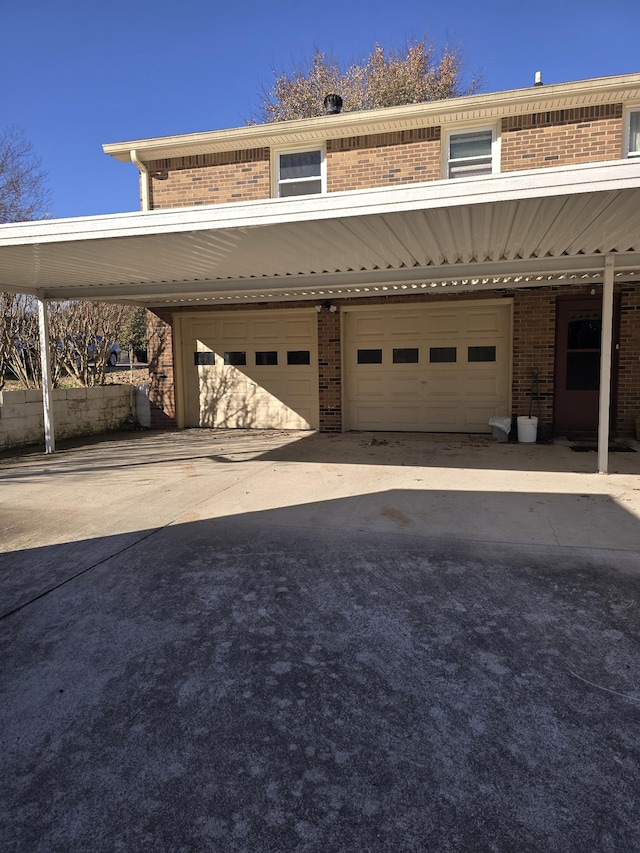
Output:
273,144,326,198
443,124,500,179
624,106,640,158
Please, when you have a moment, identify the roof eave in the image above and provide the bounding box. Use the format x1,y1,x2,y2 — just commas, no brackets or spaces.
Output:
102,72,640,163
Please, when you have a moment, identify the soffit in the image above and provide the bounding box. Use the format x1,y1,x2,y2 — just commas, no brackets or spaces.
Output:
1,160,639,306
103,73,640,163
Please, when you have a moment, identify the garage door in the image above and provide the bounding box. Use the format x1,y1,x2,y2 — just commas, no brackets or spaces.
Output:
345,301,512,432
182,310,318,429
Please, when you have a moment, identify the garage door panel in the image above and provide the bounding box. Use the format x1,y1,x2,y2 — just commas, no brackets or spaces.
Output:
285,318,315,338
390,377,422,396
219,319,249,339
464,405,504,431
353,376,386,396
424,372,463,396
345,301,511,433
425,406,460,427
351,405,387,428
253,319,281,340
353,316,386,337
425,311,461,334
389,407,421,428
184,311,318,430
389,315,421,337
466,309,505,334
463,375,504,397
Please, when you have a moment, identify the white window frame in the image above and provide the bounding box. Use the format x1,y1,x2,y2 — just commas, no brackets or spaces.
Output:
443,125,500,179
624,107,640,158
272,145,326,198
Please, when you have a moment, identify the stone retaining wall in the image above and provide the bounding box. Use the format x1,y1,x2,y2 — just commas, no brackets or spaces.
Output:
0,385,146,451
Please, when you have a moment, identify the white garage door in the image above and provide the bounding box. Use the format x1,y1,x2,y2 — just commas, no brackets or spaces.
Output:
345,300,512,432
181,310,318,429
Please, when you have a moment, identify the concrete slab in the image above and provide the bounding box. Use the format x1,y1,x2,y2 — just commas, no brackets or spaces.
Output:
1,430,640,851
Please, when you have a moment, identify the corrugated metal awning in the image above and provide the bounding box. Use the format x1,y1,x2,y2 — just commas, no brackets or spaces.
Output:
1,159,639,306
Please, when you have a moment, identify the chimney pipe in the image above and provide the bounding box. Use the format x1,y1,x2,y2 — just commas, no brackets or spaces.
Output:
323,94,343,115
534,71,543,86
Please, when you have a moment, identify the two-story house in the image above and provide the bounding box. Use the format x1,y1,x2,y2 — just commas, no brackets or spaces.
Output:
101,72,640,442
1,71,639,461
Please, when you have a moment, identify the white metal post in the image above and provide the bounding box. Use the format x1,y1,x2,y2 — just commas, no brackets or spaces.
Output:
597,256,614,474
37,297,56,454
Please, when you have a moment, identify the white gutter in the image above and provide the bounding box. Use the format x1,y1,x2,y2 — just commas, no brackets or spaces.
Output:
130,149,150,212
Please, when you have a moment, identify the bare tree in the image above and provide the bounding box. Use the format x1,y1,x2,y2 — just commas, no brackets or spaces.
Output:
0,127,51,224
254,38,481,123
0,293,21,390
1,299,135,390
0,128,52,388
55,302,133,387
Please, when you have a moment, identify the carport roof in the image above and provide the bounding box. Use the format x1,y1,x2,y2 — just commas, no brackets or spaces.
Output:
1,158,640,306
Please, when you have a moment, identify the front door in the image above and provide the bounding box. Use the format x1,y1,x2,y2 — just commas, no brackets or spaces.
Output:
554,296,619,434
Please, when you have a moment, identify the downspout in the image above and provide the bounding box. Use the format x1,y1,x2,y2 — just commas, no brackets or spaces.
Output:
597,255,615,474
130,149,150,212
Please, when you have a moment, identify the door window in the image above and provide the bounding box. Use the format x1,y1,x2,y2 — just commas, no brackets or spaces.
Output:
566,310,601,391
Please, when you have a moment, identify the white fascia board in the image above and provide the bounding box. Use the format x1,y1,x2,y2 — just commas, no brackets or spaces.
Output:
102,73,640,163
2,158,640,248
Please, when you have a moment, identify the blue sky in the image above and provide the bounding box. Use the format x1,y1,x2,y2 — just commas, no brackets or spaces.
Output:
2,0,639,219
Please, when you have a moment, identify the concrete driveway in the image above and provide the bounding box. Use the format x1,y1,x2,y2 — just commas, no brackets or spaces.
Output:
2,430,640,852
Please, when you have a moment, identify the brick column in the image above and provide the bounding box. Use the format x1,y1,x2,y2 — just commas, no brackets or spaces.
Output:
512,291,556,429
317,307,342,432
617,282,640,436
147,309,177,429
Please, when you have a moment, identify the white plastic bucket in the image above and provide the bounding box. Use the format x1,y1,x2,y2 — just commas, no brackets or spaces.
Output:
517,415,538,444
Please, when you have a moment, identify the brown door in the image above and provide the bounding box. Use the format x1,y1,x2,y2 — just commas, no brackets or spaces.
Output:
554,296,619,434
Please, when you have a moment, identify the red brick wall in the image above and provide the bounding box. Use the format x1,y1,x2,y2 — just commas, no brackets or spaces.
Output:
145,105,626,211
511,290,556,431
327,128,441,191
147,309,177,427
510,282,639,437
617,282,640,435
147,149,270,209
317,308,342,431
148,283,638,437
501,104,623,172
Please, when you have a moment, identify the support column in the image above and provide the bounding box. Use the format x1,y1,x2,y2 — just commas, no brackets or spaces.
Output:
37,297,56,454
597,256,614,474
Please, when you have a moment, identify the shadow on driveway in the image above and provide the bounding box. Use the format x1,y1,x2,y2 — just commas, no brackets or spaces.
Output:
2,487,640,851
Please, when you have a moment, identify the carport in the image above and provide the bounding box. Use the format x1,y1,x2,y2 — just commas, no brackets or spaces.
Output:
1,158,639,471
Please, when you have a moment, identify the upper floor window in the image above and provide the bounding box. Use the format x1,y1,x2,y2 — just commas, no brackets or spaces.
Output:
277,149,324,197
628,110,640,157
446,129,497,179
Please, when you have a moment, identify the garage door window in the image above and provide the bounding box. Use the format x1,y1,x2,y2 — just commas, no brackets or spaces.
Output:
194,352,215,365
224,351,247,366
393,348,419,364
430,347,457,363
287,350,311,365
468,346,496,362
256,351,278,366
357,349,383,364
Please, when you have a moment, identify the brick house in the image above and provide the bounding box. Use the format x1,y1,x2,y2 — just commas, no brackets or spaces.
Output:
1,71,640,463
101,72,640,442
